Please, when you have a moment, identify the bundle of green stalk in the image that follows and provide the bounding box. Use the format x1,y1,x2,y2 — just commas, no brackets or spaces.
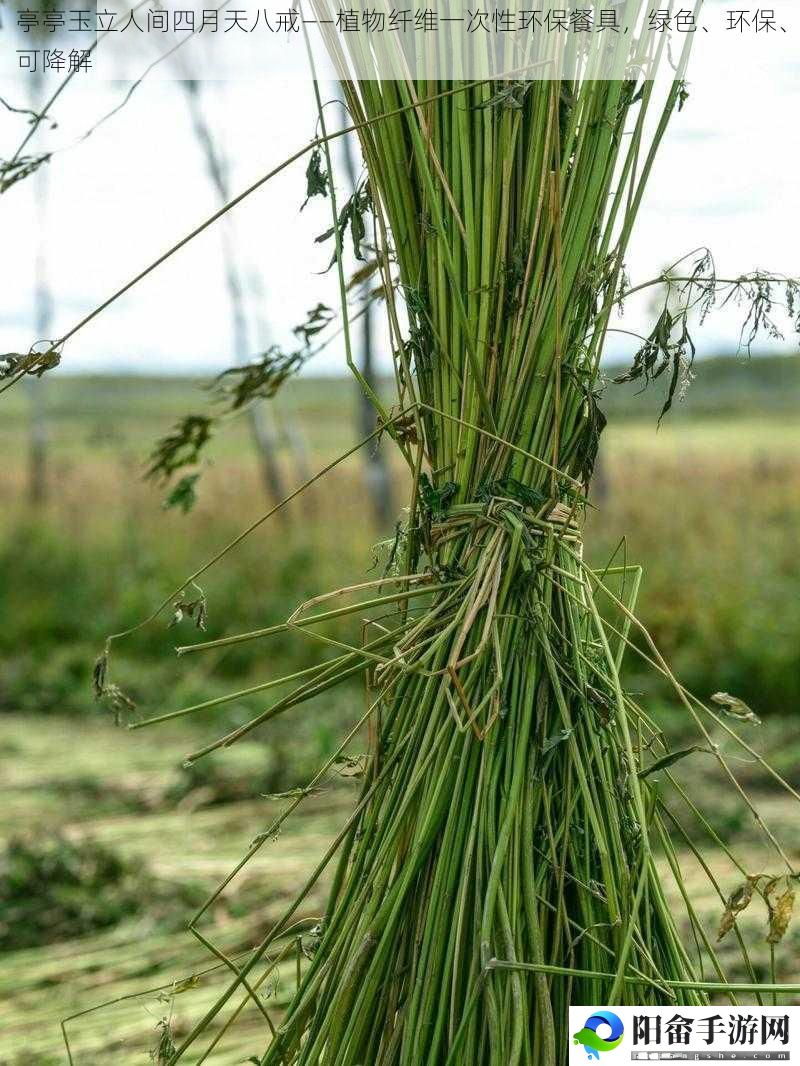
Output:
246,25,699,1066
132,14,800,1066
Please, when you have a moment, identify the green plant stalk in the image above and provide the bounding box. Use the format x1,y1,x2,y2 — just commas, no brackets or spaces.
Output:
244,47,707,1060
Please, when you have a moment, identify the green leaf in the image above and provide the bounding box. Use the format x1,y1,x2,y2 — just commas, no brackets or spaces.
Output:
477,477,547,510
542,728,573,754
147,415,213,482
158,974,201,999
638,745,712,779
293,303,334,346
418,473,459,520
261,786,322,801
163,473,201,514
302,147,329,209
0,151,51,195
315,183,372,269
711,692,761,725
474,83,530,111
213,345,309,409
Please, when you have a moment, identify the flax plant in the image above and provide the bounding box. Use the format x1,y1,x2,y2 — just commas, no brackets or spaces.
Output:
214,18,707,1066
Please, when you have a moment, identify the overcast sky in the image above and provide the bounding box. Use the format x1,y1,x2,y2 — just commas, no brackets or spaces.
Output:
1,34,798,375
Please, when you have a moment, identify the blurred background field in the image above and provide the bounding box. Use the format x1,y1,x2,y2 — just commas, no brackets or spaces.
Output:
1,356,799,1063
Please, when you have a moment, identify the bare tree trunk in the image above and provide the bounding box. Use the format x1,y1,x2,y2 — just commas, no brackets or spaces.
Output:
26,251,50,504
27,74,50,506
246,268,315,512
183,81,288,513
340,123,393,527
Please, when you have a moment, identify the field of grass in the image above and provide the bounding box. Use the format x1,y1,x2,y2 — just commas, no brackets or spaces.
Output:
1,715,350,1064
1,360,798,1062
2,362,798,720
3,710,799,1064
